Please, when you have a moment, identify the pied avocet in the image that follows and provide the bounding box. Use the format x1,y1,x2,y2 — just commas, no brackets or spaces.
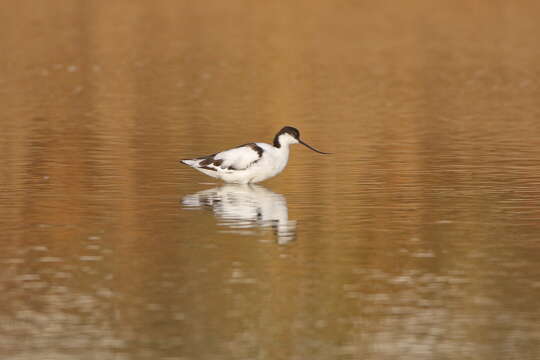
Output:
180,126,330,183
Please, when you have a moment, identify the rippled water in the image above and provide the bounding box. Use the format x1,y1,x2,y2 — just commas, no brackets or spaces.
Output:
2,1,540,359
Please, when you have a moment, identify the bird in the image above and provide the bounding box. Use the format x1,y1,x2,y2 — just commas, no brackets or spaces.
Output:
180,126,330,184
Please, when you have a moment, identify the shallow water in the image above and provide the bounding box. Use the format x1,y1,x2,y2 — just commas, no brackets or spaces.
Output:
2,1,540,359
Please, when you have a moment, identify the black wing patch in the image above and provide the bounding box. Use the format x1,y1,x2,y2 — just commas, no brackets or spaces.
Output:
247,143,264,158
197,154,222,171
236,143,264,157
230,143,264,170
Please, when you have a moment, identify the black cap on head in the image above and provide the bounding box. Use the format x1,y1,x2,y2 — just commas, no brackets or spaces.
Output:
274,126,331,154
280,126,300,139
273,126,300,147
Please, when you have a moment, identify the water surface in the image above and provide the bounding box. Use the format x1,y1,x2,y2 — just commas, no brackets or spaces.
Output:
1,1,540,359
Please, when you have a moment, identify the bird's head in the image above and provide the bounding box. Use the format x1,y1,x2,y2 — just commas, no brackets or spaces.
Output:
273,126,331,154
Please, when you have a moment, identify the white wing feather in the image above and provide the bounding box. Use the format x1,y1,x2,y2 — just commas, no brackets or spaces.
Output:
215,144,263,170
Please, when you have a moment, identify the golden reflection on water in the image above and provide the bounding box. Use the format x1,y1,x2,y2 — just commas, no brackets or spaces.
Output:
1,1,540,359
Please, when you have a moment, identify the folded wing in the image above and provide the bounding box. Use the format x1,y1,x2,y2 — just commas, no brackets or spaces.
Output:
191,143,264,172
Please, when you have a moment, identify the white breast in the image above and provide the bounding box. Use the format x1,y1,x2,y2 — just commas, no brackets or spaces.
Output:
250,144,290,183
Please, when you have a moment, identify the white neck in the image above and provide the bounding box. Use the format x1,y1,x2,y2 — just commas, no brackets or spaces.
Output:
278,142,291,151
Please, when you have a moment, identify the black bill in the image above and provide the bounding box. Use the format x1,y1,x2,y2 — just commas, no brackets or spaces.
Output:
299,140,331,154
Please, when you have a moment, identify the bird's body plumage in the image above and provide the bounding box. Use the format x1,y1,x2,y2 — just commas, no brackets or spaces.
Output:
180,126,329,184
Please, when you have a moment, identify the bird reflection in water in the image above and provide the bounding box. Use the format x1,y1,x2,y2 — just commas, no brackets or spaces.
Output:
182,184,296,244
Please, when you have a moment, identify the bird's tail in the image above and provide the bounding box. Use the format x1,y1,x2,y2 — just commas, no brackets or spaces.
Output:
180,159,197,166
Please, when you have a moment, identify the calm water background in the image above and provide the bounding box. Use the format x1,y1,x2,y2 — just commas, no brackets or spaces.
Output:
2,1,540,359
